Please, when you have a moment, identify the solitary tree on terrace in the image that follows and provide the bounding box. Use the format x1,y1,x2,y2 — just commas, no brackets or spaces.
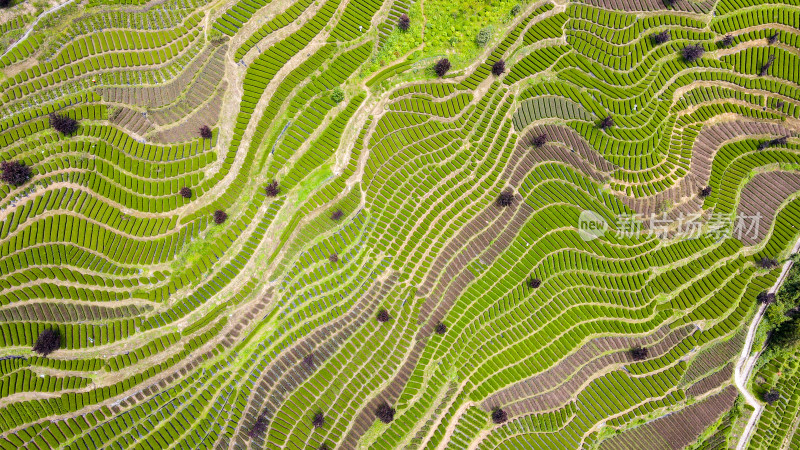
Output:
434,58,451,77
265,180,280,197
662,0,675,7
33,329,60,356
651,30,670,45
398,13,410,31
767,33,779,45
179,187,192,199
318,444,330,450
598,115,614,130
771,136,788,147
531,133,547,148
719,34,734,48
496,188,515,208
492,59,506,76
699,186,712,198
49,113,79,135
760,54,776,77
763,389,780,405
435,322,447,335
630,345,648,361
491,407,508,424
526,277,541,289
312,411,325,428
330,87,345,104
1,160,32,186
331,209,344,221
757,291,776,305
758,135,788,150
213,210,228,224
199,125,212,139
377,309,391,322
329,253,339,263
375,402,396,423
248,416,268,438
304,353,315,368
757,257,779,270
681,44,705,63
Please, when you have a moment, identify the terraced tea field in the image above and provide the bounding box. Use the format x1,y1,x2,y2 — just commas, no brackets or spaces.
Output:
0,0,799,448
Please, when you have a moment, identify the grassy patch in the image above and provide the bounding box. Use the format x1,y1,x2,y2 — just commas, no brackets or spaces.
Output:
422,0,521,66
296,163,334,203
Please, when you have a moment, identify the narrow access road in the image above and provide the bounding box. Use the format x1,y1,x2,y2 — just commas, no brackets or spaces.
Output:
735,237,800,450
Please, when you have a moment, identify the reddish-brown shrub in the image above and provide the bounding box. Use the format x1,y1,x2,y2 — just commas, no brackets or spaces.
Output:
312,411,325,428
434,58,451,77
1,160,32,186
531,134,547,148
491,59,505,76
651,30,670,45
757,257,779,269
630,346,648,361
767,33,779,45
757,291,776,305
760,54,775,76
49,113,79,135
248,416,268,438
377,309,391,322
763,389,780,405
496,188,514,207
33,329,60,356
375,402,395,423
491,407,508,424
213,210,228,224
398,14,410,31
526,277,541,289
265,180,280,197
681,44,705,63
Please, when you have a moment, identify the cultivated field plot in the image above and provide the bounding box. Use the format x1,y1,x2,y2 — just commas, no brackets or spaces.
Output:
0,0,799,448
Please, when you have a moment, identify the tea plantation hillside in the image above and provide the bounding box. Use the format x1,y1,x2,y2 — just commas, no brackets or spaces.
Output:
0,0,799,448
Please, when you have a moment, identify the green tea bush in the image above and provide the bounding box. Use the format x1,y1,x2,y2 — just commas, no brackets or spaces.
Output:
476,27,492,47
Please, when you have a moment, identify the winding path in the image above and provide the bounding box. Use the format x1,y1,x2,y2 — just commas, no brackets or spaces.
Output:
735,237,800,450
1,0,75,57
